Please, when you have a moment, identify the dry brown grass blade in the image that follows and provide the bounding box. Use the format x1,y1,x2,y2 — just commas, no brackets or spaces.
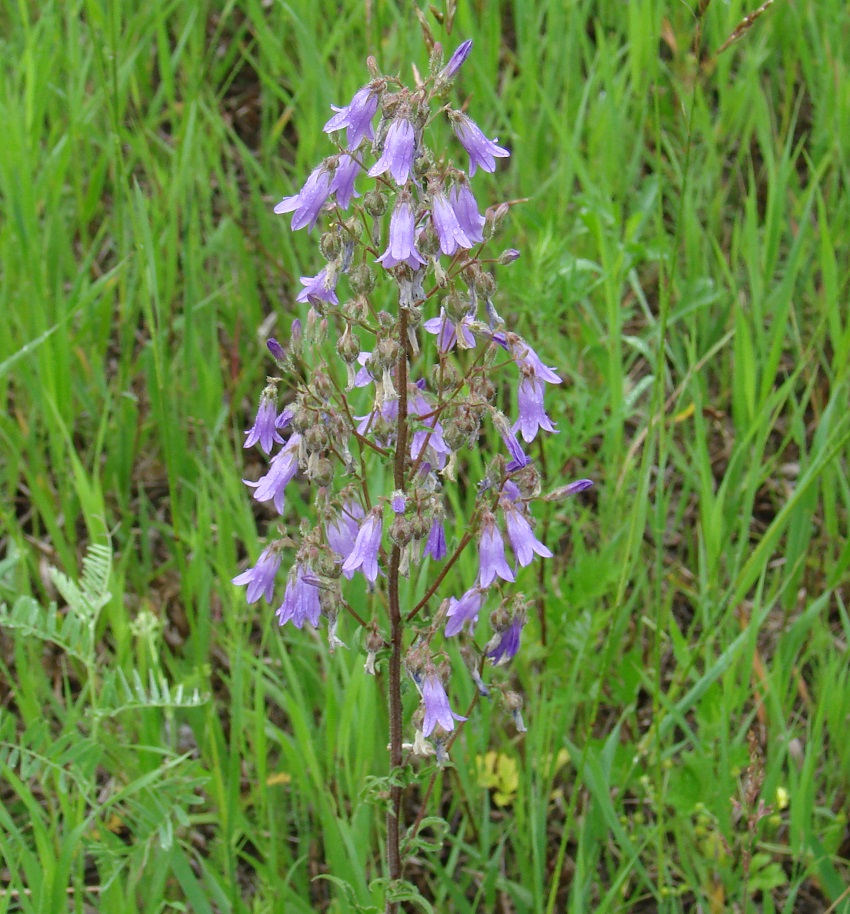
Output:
715,0,778,57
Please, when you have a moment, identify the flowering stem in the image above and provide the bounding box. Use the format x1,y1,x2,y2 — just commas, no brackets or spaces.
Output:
385,305,410,911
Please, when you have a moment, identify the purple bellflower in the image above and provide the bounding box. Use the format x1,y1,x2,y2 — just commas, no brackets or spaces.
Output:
492,411,529,470
449,184,485,245
326,500,366,578
296,267,339,305
448,110,510,177
274,163,333,232
232,546,281,605
503,502,553,567
424,515,447,561
487,616,524,665
423,308,476,352
507,334,562,385
277,563,322,629
329,154,361,209
477,515,515,588
243,433,301,515
445,587,485,637
324,84,381,149
513,375,557,442
341,509,383,583
421,671,466,736
377,195,426,270
430,187,473,256
244,393,284,454
369,118,415,185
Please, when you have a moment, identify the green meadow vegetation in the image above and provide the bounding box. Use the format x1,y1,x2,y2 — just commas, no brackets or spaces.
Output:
1,0,849,910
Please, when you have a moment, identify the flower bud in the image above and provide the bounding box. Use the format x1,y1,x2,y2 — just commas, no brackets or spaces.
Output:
364,189,388,217
349,264,376,294
499,248,521,264
312,457,334,488
267,337,286,363
389,515,413,547
337,323,361,364
319,229,341,261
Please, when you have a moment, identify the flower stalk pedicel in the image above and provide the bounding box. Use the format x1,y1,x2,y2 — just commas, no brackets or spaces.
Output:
232,40,592,911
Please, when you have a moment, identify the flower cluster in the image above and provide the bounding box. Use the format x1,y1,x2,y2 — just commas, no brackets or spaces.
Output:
233,41,591,758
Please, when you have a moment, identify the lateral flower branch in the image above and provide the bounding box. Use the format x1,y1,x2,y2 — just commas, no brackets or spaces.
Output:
232,38,592,906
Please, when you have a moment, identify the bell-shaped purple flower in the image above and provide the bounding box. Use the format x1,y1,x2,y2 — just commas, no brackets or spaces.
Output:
507,334,562,385
244,393,284,454
296,267,338,305
430,187,473,256
423,308,476,352
326,501,365,578
440,39,473,79
369,118,415,185
421,672,466,736
232,546,281,605
277,563,322,629
445,587,485,637
274,163,333,232
329,154,361,209
377,196,426,270
492,411,529,470
448,110,510,176
449,184,485,245
410,392,452,469
324,84,381,149
424,516,447,561
341,509,383,583
477,516,515,588
243,433,301,514
487,617,524,665
503,502,552,567
513,375,557,442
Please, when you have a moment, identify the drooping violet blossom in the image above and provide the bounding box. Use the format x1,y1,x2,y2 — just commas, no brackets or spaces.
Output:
440,39,473,79
503,502,553,567
492,411,529,469
329,154,361,209
448,110,510,176
477,516,515,588
424,515,447,561
410,392,452,468
275,406,294,430
341,509,383,583
507,334,562,385
449,183,485,245
421,672,466,736
274,163,333,232
243,434,301,514
445,587,485,637
391,492,406,514
326,501,365,578
244,393,284,454
513,375,557,442
324,84,381,149
296,267,338,305
277,564,322,629
232,546,281,605
423,308,476,352
369,118,415,185
377,195,426,270
430,187,473,256
487,616,524,665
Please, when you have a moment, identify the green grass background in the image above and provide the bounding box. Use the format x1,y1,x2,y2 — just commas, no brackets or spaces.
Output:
1,0,849,911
